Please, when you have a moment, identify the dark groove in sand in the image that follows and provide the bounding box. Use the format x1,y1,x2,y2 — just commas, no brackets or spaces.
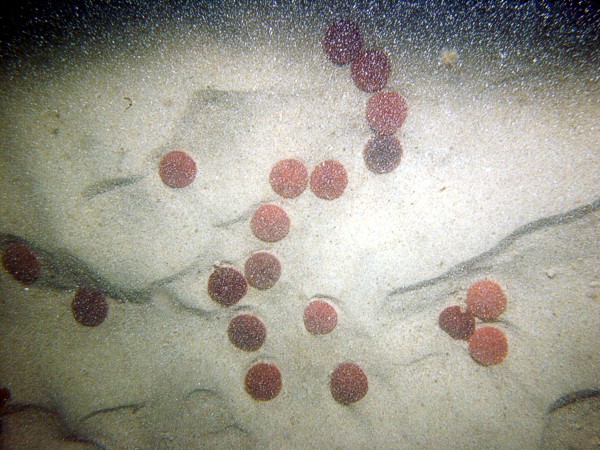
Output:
78,401,147,423
82,176,145,199
387,197,600,298
547,389,600,414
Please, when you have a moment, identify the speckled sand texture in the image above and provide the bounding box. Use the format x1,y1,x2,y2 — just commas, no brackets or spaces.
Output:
0,2,599,448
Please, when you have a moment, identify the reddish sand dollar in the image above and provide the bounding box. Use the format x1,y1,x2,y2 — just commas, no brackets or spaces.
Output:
72,287,109,327
310,160,348,200
245,362,282,401
438,305,475,340
366,91,409,135
159,150,197,188
304,299,338,334
1,241,41,284
269,159,308,198
207,266,248,306
322,20,364,65
228,314,266,352
330,362,368,405
468,326,508,366
364,135,403,174
351,50,391,92
251,204,290,242
244,251,281,290
466,279,507,320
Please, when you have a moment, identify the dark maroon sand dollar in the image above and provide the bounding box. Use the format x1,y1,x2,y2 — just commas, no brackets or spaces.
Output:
2,241,41,284
250,204,290,242
228,313,267,352
244,251,281,290
364,135,403,174
207,266,248,306
0,386,11,407
245,362,282,401
72,287,109,327
330,361,368,405
438,305,475,340
351,50,391,92
310,160,348,200
322,20,364,65
159,150,197,188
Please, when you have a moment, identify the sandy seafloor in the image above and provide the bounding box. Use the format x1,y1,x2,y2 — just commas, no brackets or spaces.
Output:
0,1,599,448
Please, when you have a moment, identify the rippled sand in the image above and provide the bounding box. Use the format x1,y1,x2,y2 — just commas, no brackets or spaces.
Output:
1,2,598,448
